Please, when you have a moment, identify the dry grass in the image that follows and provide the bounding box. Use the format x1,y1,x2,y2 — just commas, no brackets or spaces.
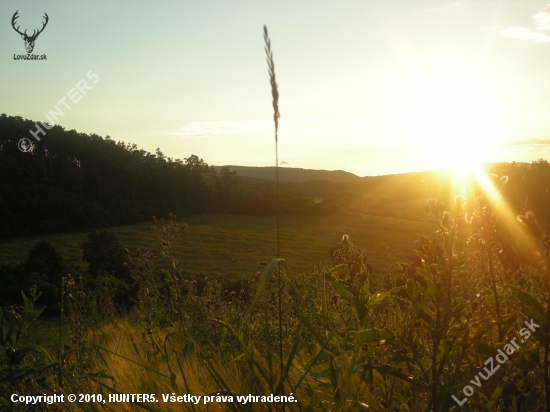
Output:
91,320,251,411
88,319,378,411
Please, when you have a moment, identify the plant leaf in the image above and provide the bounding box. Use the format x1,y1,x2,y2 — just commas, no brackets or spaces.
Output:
484,375,509,411
356,328,395,343
353,363,422,386
507,285,545,323
249,258,288,311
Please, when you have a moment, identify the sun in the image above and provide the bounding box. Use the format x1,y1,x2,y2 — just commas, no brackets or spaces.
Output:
402,72,504,174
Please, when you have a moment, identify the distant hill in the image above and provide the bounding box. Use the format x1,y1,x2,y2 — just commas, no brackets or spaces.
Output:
214,165,361,183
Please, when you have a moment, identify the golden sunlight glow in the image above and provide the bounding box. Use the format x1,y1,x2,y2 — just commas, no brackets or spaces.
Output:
403,72,504,172
447,162,542,262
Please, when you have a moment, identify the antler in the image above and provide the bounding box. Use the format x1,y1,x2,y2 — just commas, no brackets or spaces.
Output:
29,13,49,40
11,11,26,37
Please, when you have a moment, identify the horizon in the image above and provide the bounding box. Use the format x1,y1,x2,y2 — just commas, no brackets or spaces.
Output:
4,109,529,178
2,1,550,175
215,161,524,178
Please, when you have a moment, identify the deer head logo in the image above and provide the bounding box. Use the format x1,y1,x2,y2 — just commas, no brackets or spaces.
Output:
11,11,49,54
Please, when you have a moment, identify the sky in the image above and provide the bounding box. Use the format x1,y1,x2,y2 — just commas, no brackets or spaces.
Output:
2,0,550,176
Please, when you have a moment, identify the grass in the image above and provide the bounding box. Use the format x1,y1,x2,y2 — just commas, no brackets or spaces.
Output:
0,213,433,280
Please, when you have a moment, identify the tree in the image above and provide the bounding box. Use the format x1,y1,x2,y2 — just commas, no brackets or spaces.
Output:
25,241,64,287
221,167,237,191
81,230,130,280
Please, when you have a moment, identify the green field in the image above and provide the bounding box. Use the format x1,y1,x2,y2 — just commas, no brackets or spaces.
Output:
0,213,434,281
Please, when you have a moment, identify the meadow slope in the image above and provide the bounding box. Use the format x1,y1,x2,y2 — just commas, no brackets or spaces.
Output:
0,214,434,281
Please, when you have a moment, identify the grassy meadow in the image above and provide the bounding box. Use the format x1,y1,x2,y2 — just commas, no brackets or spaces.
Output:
0,213,434,281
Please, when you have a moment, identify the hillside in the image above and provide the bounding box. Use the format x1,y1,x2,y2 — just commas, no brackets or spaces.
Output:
0,214,433,279
0,115,337,238
214,165,361,183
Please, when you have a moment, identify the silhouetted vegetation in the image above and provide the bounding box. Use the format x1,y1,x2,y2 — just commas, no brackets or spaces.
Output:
493,159,550,226
0,241,79,315
0,114,338,239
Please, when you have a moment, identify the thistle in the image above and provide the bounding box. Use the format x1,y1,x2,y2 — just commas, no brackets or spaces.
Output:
454,195,466,213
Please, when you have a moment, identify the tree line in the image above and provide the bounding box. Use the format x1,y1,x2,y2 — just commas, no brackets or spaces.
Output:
0,114,335,239
2,113,550,238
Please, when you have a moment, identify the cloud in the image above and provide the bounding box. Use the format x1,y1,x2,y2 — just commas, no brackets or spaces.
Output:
502,4,550,42
175,120,270,138
502,26,550,42
508,138,550,145
139,118,321,139
534,6,550,30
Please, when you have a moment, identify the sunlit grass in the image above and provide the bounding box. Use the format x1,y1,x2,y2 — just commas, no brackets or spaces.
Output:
0,214,433,280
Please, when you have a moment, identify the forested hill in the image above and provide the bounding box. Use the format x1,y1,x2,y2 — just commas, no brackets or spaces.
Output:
0,114,337,238
214,165,361,183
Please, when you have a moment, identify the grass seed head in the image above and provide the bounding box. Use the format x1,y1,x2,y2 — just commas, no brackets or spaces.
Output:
442,212,451,227
454,195,466,212
264,25,280,137
518,211,543,238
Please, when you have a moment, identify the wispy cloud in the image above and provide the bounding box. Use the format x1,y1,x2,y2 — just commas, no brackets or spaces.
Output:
139,118,320,139
176,120,269,138
534,6,550,30
502,4,550,42
503,26,550,42
508,138,550,145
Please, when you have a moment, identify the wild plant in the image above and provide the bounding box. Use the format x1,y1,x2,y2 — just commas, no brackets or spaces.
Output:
503,209,550,410
459,176,550,409
358,198,482,411
0,288,59,408
58,274,116,397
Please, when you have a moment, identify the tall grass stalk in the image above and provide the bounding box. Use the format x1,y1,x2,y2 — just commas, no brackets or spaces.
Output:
263,25,280,259
58,275,64,388
264,24,284,395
